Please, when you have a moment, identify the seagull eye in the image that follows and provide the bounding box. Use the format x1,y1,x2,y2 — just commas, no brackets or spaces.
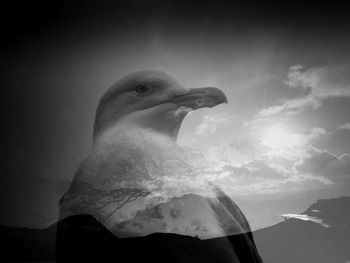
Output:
134,85,150,95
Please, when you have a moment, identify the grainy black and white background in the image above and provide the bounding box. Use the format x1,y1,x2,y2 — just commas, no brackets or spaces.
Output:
5,2,350,261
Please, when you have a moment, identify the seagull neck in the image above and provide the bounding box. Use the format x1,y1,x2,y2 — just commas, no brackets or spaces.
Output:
92,123,179,150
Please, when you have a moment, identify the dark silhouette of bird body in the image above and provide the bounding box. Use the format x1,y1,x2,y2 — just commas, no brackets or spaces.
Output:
56,71,263,262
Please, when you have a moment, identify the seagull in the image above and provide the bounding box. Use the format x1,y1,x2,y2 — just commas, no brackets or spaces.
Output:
56,71,263,262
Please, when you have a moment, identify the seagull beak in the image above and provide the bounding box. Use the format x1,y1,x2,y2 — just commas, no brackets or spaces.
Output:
167,87,228,109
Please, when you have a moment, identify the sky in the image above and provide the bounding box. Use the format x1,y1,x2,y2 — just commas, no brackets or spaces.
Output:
6,2,350,227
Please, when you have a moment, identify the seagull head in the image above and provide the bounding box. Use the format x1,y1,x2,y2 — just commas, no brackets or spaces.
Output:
93,71,227,142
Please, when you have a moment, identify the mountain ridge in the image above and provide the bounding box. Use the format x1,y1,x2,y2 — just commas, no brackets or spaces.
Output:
254,195,350,263
1,195,349,262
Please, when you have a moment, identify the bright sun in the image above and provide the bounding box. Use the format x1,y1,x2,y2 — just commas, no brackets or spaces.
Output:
261,126,300,149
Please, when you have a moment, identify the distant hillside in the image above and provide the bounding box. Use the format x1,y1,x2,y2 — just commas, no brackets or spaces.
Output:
1,196,349,262
55,213,262,262
0,223,56,260
2,213,262,262
112,193,251,238
254,196,350,263
233,183,350,230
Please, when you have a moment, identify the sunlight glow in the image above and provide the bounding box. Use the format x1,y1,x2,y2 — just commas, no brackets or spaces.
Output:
261,126,301,149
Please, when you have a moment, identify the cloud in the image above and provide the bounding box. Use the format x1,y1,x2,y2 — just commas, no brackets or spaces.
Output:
281,213,329,228
230,127,326,160
200,146,342,195
222,146,349,193
221,164,251,176
215,173,328,195
216,160,288,180
336,122,350,131
192,126,334,194
256,64,350,117
243,160,289,179
169,207,182,219
190,219,209,232
195,115,228,135
259,127,327,150
229,137,260,155
309,127,327,138
209,159,294,194
295,149,350,181
177,125,344,196
286,64,350,97
257,96,320,117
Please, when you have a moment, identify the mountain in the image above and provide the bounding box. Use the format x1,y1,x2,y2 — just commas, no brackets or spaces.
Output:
111,188,350,236
0,222,56,260
232,183,350,230
2,209,262,262
112,193,251,239
55,214,262,262
254,196,350,263
1,195,349,262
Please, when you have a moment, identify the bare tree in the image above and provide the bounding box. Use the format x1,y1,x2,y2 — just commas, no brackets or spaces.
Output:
60,181,151,223
58,136,207,224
